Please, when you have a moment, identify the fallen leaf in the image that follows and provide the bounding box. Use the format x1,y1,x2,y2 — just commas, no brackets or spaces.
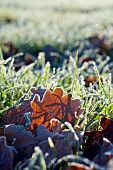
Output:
84,76,103,87
4,124,38,159
0,126,5,136
2,42,18,57
93,137,113,166
30,87,84,130
36,124,54,143
66,162,93,170
24,53,35,64
88,34,104,48
50,118,62,133
14,146,46,170
38,132,73,166
38,123,82,166
80,56,95,64
30,85,47,100
0,136,17,170
51,155,100,170
100,117,113,143
2,102,32,126
2,86,47,127
83,130,103,160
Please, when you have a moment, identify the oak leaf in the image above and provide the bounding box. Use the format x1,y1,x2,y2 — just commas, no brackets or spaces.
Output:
2,86,47,127
93,138,113,166
30,87,84,130
39,130,79,166
83,130,103,160
2,101,32,126
4,124,38,158
36,124,54,143
0,136,17,170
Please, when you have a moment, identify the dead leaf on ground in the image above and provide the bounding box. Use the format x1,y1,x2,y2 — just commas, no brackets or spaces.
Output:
30,87,84,130
0,136,17,170
93,137,113,166
66,162,95,170
39,123,82,166
30,85,47,100
2,101,32,126
2,86,47,127
4,124,38,158
100,117,113,143
83,130,103,160
84,76,103,87
36,124,54,143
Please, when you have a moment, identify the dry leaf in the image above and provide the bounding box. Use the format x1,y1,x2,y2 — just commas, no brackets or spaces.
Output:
36,124,54,143
30,85,47,100
0,126,5,136
2,86,47,127
66,162,91,170
84,76,103,87
30,87,84,130
83,130,103,160
93,138,113,166
4,124,38,158
2,101,32,126
100,117,113,142
0,136,17,170
39,126,82,166
50,118,62,133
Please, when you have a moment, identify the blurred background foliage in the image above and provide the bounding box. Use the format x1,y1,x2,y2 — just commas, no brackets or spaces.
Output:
1,0,113,53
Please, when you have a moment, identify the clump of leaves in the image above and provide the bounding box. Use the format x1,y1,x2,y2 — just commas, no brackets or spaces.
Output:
0,86,86,169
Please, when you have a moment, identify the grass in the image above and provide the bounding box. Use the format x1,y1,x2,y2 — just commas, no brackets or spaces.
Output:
0,49,113,123
1,0,113,53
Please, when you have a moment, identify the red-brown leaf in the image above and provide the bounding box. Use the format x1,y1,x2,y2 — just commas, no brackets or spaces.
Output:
100,117,113,143
30,87,84,130
2,86,47,127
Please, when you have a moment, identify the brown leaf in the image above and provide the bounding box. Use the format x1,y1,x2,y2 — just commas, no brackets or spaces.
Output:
93,138,113,166
0,136,17,170
2,101,32,126
84,76,103,87
0,126,5,136
30,87,84,130
66,162,91,170
83,117,113,161
24,53,35,63
80,56,95,64
100,117,113,143
2,42,18,54
50,118,62,133
2,86,47,127
39,126,82,166
83,130,103,160
4,124,38,158
36,124,54,143
30,85,47,100
88,34,104,48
